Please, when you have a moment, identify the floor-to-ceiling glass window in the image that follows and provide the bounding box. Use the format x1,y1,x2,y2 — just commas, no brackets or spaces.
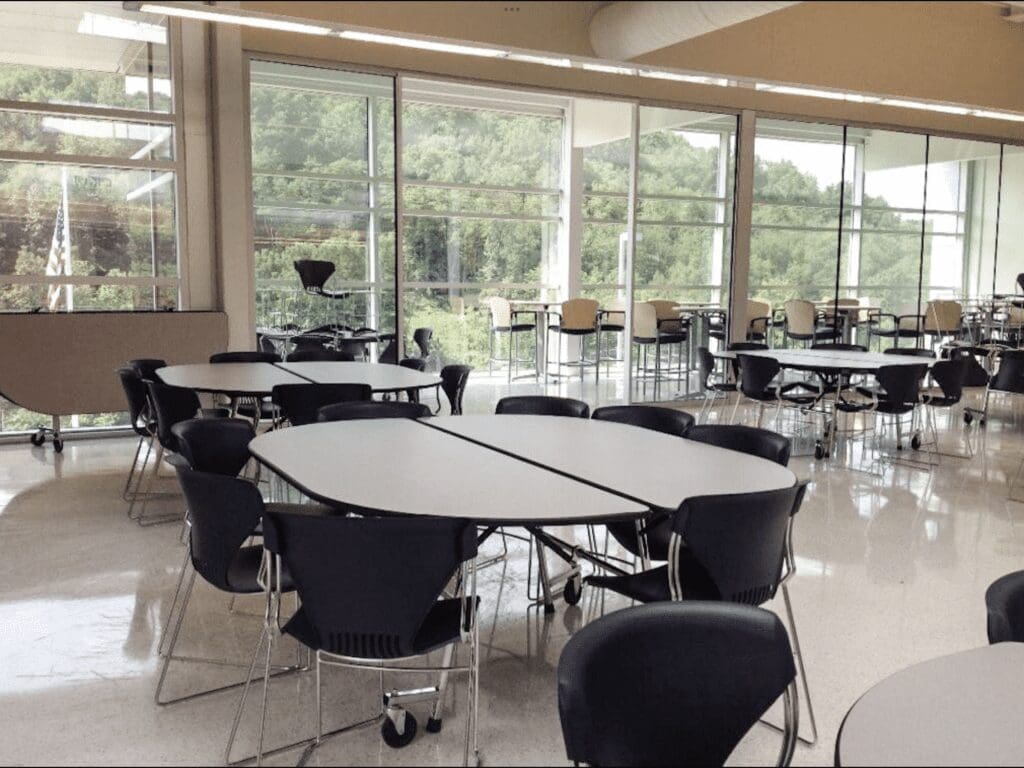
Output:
996,145,1024,296
0,3,179,433
249,61,396,339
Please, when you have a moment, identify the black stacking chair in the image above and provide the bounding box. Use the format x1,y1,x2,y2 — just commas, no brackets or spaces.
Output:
697,346,737,423
986,570,1024,644
811,343,867,352
400,357,427,403
412,327,433,359
117,367,157,505
734,354,819,428
918,358,970,457
378,335,399,365
294,259,352,327
171,417,255,478
440,364,472,415
210,351,281,422
285,348,355,362
272,383,372,427
726,341,768,380
227,512,480,765
853,363,928,447
966,349,1024,426
558,603,798,767
129,357,167,381
494,395,590,418
210,351,281,364
592,405,694,437
317,400,431,422
156,466,300,707
686,424,792,466
883,346,935,358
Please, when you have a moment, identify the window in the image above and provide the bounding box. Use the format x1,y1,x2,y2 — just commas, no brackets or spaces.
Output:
0,3,179,433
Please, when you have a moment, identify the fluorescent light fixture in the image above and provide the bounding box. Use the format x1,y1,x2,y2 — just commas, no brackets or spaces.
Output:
78,11,166,44
580,62,637,76
880,98,970,115
137,4,332,35
338,30,507,58
640,70,729,87
970,109,1024,123
126,171,174,202
508,53,572,68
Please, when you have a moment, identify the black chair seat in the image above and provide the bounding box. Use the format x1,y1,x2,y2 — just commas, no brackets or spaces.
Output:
746,383,817,405
709,381,737,393
605,518,671,561
495,323,536,333
600,323,625,332
319,289,351,300
550,325,595,336
657,332,688,344
789,329,840,341
871,328,922,338
585,553,718,604
226,546,294,594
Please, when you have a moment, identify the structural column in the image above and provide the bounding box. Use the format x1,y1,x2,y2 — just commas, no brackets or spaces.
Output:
729,109,756,344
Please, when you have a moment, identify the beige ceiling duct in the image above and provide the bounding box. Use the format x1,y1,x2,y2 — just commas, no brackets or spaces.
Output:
589,1,800,61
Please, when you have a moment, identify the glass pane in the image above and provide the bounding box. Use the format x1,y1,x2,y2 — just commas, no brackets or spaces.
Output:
0,110,174,160
995,145,1024,298
249,61,396,337
0,4,171,112
0,396,129,434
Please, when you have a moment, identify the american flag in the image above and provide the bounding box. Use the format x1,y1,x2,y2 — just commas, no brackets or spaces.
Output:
45,168,72,311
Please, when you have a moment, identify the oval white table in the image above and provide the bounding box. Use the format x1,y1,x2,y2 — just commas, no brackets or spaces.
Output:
156,362,308,397
836,643,1024,767
715,347,935,374
277,360,442,395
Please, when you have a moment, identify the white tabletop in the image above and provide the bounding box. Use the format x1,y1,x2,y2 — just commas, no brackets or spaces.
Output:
278,361,442,393
157,363,307,396
716,348,934,373
837,643,1024,767
423,415,796,512
248,419,647,525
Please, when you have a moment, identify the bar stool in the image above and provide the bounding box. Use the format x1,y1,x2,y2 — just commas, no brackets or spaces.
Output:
485,297,535,382
547,298,600,383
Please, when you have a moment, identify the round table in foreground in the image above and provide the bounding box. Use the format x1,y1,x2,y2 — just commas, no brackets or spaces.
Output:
836,643,1024,767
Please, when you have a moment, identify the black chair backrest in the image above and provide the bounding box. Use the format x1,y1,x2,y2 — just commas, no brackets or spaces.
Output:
495,395,590,418
929,358,967,403
736,354,780,398
294,259,335,291
128,358,166,381
884,347,935,358
674,483,805,605
210,351,280,364
592,405,694,438
378,337,399,365
685,424,791,466
986,570,1024,643
272,383,372,426
1017,273,1024,294
412,327,433,358
811,343,867,352
286,348,355,362
875,364,928,406
726,343,766,377
440,364,472,415
117,367,150,436
171,418,254,477
145,379,201,453
262,511,477,658
948,346,991,387
317,400,430,422
697,346,716,390
399,357,426,372
176,466,264,591
990,350,1024,394
557,602,796,768
258,334,278,355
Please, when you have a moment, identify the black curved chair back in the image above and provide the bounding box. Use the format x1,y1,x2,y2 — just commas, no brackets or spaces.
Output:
929,358,967,403
210,351,280,364
317,400,430,422
171,418,255,477
812,343,867,352
1017,273,1024,294
145,379,201,453
294,259,335,291
378,337,399,365
948,346,991,387
258,334,278,355
440,364,472,415
176,466,264,592
884,347,935,358
495,395,590,418
736,354,781,399
674,483,805,605
117,367,151,437
875,364,928,407
987,570,1024,643
990,350,1024,394
286,348,355,362
412,327,433,358
592,405,694,438
272,383,372,426
726,343,767,377
399,357,426,372
697,346,717,391
262,511,476,658
685,424,791,466
557,602,796,768
129,358,166,381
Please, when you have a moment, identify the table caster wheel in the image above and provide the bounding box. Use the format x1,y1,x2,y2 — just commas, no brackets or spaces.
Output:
30,430,45,447
980,418,987,427
814,442,826,460
963,411,973,425
563,574,583,606
426,716,443,734
53,439,63,453
911,434,922,450
382,712,417,748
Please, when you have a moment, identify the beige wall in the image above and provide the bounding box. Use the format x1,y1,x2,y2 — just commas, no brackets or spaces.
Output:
238,1,1024,143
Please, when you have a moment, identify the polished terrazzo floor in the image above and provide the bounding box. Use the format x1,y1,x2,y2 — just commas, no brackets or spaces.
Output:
2,380,1023,766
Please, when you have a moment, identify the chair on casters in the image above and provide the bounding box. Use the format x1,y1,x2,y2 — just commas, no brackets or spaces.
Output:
547,297,601,384
485,297,535,382
317,400,431,422
986,570,1024,643
226,513,480,766
440,364,472,415
272,383,372,427
495,395,589,418
557,602,799,767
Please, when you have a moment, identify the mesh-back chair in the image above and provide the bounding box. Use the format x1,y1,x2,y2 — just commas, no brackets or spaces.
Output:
317,400,431,422
592,405,694,438
986,570,1024,644
117,367,157,505
586,481,817,744
697,346,736,423
227,512,480,764
272,383,372,427
440,364,472,415
494,395,590,418
156,466,299,707
735,354,819,428
285,348,355,362
966,349,1024,427
557,603,798,767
